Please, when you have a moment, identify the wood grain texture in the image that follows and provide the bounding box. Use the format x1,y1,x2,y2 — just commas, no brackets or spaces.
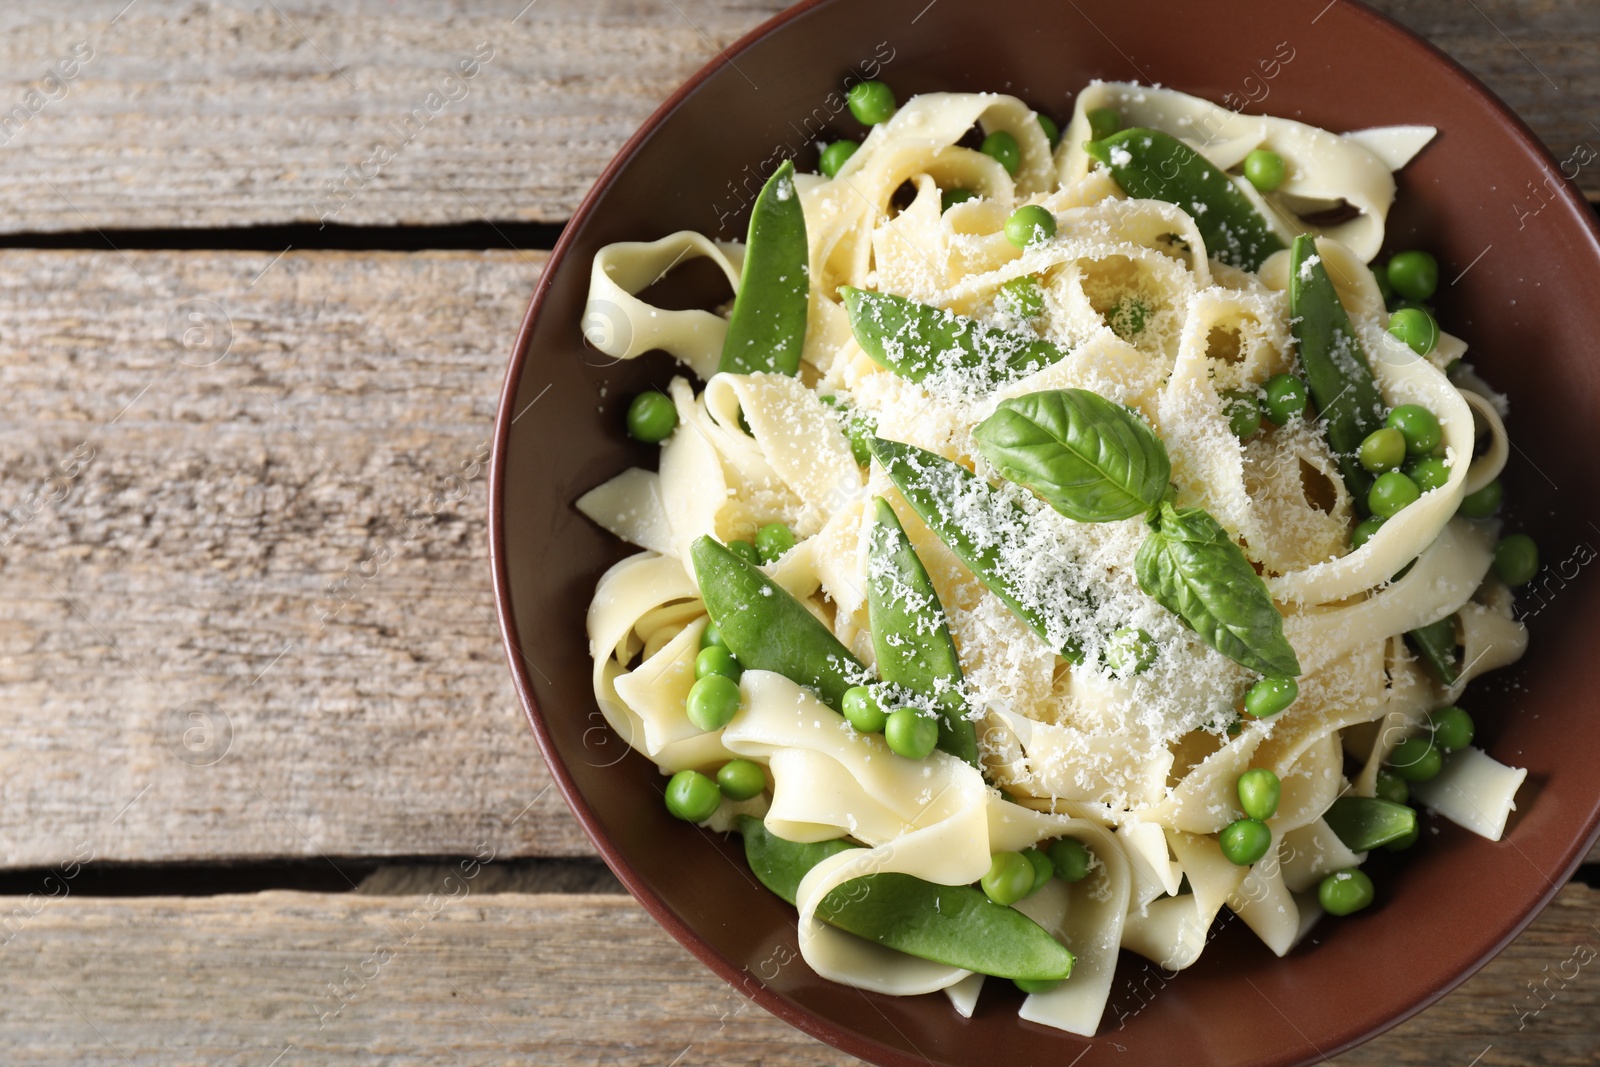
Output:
0,885,1592,1066
0,247,600,864
0,0,1593,233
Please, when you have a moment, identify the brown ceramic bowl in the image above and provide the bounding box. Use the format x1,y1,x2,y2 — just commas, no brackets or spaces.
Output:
490,1,1600,1063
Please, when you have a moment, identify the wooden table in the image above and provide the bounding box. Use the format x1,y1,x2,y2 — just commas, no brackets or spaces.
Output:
0,2,1595,1064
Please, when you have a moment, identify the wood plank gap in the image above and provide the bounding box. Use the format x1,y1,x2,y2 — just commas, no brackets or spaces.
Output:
0,857,624,898
0,221,565,253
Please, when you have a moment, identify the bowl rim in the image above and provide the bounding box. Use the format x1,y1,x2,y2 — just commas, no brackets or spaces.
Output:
489,2,1600,1063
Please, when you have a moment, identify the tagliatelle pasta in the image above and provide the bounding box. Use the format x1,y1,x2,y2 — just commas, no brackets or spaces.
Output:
569,80,1533,1036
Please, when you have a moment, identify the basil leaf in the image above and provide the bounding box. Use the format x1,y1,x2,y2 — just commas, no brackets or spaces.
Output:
973,389,1171,523
869,436,1088,663
842,287,1070,385
1288,234,1385,504
719,160,809,375
1135,501,1301,677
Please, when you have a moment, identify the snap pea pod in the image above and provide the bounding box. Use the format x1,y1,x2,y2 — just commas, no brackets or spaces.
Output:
868,436,1087,663
842,287,1071,385
719,160,809,376
1083,128,1286,271
1288,234,1387,505
1324,795,1417,851
739,814,861,905
866,497,980,768
689,536,866,712
738,817,1074,982
1406,615,1460,685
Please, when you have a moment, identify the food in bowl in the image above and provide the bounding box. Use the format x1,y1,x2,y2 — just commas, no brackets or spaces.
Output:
569,79,1538,1036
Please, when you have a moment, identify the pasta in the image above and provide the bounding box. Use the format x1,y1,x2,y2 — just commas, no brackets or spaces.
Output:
571,79,1533,1035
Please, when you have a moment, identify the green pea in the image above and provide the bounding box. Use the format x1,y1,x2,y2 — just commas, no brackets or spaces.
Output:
1086,107,1122,142
1405,456,1451,493
1262,373,1308,425
1458,478,1504,519
1358,427,1407,474
1374,768,1410,805
885,707,938,759
1389,736,1442,782
1386,306,1439,356
1387,250,1439,302
1244,676,1298,719
981,851,1036,905
1036,113,1060,147
686,674,742,731
998,275,1045,318
1429,706,1475,753
1020,847,1054,895
1318,868,1375,916
694,645,743,682
700,621,726,650
664,769,721,822
1367,470,1421,520
1222,389,1263,438
981,130,1022,176
1351,515,1385,551
1243,148,1286,193
727,539,761,566
754,521,796,563
1105,627,1156,675
1219,818,1272,866
1493,533,1539,586
1015,977,1063,994
626,391,678,443
841,685,887,734
847,80,896,125
1004,204,1056,249
716,759,767,801
1236,768,1282,821
1386,404,1442,455
941,187,978,212
819,139,859,178
1048,838,1092,883
1383,824,1420,852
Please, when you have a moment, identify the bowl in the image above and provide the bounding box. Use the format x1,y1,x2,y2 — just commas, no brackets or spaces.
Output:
489,1,1600,1063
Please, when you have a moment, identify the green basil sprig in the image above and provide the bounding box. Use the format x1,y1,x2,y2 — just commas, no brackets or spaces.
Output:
973,389,1171,523
842,287,1070,385
1135,500,1301,677
718,160,810,376
963,388,1298,678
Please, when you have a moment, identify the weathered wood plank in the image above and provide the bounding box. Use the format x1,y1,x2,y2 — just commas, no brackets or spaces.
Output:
0,248,600,863
0,0,1593,232
0,884,1593,1065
